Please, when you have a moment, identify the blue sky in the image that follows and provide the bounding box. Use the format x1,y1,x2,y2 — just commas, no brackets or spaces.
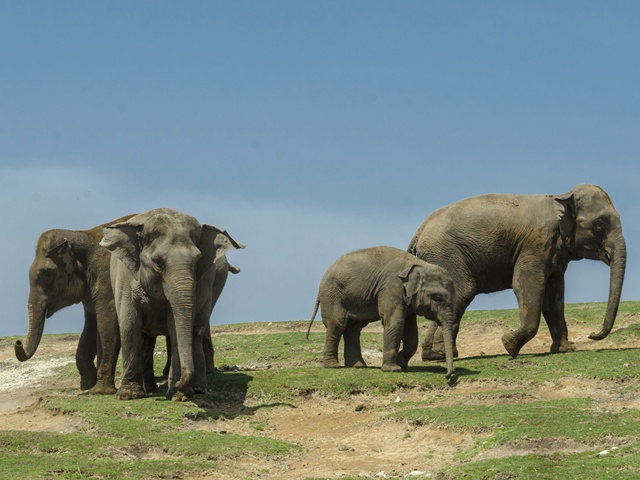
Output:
1,2,638,337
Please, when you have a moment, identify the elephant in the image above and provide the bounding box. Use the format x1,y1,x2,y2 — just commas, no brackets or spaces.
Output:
407,184,627,360
100,208,244,401
306,246,455,378
15,214,136,394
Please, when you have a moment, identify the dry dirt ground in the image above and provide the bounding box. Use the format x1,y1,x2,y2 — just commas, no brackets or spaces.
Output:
0,317,639,479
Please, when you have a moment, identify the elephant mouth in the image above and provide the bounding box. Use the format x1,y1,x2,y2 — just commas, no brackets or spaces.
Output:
603,253,611,266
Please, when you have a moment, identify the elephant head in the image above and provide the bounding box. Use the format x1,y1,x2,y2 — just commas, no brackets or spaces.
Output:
556,185,627,341
400,264,455,378
100,208,244,398
15,233,85,362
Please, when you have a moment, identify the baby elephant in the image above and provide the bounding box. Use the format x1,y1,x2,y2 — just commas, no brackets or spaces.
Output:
307,246,455,378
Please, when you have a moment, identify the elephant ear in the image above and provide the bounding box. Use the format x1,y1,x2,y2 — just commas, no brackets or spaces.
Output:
198,225,245,272
399,264,422,307
46,239,78,275
554,193,576,241
99,222,144,277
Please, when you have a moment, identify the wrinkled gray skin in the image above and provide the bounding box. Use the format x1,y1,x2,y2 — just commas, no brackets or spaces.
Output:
15,215,135,394
407,184,627,360
100,208,244,401
307,246,455,378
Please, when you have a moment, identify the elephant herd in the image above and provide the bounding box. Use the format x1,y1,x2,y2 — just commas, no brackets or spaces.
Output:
15,184,627,400
16,208,244,401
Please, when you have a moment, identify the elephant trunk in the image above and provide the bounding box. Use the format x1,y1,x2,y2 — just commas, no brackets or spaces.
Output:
165,267,196,393
15,297,47,362
441,313,455,379
589,230,627,341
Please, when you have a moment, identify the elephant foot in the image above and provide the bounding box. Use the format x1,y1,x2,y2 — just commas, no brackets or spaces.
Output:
381,362,403,372
397,359,410,371
501,332,521,359
323,359,342,368
422,349,445,361
88,382,117,395
116,383,146,400
79,375,98,392
169,387,195,402
143,381,159,394
193,382,208,394
421,348,458,362
345,357,367,368
550,338,576,354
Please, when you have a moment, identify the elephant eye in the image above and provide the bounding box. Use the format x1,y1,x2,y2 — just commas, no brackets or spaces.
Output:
431,293,445,304
591,217,610,234
151,256,165,272
39,269,56,285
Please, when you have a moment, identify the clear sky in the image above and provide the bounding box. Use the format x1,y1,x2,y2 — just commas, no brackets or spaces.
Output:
1,2,638,337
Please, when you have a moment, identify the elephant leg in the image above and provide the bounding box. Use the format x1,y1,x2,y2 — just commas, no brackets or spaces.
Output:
381,310,405,372
76,310,98,391
502,264,545,358
192,307,211,393
116,305,146,400
162,336,171,377
542,273,575,354
343,322,367,368
192,330,207,393
203,324,215,374
89,307,120,395
142,334,159,393
398,313,418,370
322,315,345,368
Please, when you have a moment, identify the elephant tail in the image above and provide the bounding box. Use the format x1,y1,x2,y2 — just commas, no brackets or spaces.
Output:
228,263,241,274
306,299,320,340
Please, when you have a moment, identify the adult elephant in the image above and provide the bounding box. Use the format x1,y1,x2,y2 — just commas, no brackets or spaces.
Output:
100,208,244,401
15,214,135,394
407,184,626,360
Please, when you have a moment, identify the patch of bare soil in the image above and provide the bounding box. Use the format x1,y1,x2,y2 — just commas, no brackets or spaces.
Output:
1,316,639,479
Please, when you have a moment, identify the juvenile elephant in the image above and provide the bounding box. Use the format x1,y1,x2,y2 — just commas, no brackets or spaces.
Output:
407,184,627,360
15,214,135,394
307,246,455,378
100,208,244,401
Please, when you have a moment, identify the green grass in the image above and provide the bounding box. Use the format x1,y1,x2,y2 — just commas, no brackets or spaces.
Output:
390,397,640,446
0,392,296,479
